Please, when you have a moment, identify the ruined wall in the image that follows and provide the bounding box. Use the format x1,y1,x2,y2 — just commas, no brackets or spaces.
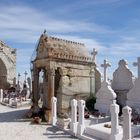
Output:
0,41,16,89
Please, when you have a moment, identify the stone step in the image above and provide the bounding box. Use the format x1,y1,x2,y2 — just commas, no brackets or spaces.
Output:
80,132,101,140
85,123,111,140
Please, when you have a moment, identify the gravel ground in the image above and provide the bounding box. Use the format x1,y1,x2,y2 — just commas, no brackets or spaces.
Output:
0,104,79,140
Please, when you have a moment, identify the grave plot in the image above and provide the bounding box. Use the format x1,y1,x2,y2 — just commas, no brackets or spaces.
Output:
0,77,31,108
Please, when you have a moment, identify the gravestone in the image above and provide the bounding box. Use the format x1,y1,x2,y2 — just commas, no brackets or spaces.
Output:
127,57,140,108
112,59,134,106
95,60,116,115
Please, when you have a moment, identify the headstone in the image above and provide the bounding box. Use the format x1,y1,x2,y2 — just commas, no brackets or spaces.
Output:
9,98,13,105
122,106,132,140
51,97,57,126
110,101,120,140
112,59,133,91
95,60,116,115
112,59,134,107
127,57,140,108
0,89,3,102
70,99,78,135
77,100,85,136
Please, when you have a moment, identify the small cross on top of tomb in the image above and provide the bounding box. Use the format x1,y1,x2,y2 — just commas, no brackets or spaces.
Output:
101,59,111,82
24,71,28,83
91,48,97,63
133,57,140,79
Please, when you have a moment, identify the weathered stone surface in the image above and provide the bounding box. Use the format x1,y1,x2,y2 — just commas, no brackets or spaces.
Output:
31,32,97,121
127,79,140,108
0,40,16,89
127,57,140,108
112,59,133,91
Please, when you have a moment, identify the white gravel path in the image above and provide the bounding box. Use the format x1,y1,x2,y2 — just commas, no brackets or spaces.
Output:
0,104,79,140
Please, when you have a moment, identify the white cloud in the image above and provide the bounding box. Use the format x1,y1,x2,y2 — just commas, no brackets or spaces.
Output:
0,3,139,79
0,5,114,43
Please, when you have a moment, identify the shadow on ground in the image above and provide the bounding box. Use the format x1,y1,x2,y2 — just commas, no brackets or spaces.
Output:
0,109,29,122
43,126,79,139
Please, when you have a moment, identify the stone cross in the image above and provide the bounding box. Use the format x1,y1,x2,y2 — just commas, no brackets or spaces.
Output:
133,57,140,79
91,48,97,63
101,60,111,82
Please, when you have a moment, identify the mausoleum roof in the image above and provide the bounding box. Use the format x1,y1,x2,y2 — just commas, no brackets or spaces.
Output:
35,33,93,63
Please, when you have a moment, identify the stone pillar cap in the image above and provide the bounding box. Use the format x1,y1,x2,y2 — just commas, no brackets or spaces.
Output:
78,100,85,106
122,106,132,114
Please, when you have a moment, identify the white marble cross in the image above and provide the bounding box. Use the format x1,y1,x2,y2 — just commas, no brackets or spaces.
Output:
91,48,97,63
101,59,111,82
133,57,140,79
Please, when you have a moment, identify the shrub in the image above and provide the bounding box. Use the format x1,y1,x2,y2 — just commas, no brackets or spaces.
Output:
86,96,96,112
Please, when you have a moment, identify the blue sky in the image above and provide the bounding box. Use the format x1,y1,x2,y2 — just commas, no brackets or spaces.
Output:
0,0,140,80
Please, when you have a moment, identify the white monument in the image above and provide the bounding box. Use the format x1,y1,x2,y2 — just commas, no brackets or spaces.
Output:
95,60,116,115
127,57,140,108
110,101,121,140
122,106,132,140
112,59,134,106
51,97,57,126
70,99,78,135
77,100,85,136
0,89,3,102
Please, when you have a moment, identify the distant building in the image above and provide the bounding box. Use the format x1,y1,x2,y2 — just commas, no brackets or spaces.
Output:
0,41,16,89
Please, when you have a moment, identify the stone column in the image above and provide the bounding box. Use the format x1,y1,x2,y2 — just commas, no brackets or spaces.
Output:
51,97,57,126
42,69,48,108
110,101,120,140
0,89,3,103
45,68,55,122
32,67,40,112
122,106,132,140
77,100,85,136
90,68,95,96
70,99,78,135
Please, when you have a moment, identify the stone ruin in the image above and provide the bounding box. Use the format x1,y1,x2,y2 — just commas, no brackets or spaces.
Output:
0,40,16,89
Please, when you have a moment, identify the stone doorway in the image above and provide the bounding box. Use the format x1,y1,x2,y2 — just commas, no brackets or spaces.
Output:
0,59,7,89
54,68,61,97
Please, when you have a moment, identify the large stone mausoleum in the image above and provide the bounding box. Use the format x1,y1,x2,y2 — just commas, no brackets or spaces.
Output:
31,32,101,121
0,40,16,89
